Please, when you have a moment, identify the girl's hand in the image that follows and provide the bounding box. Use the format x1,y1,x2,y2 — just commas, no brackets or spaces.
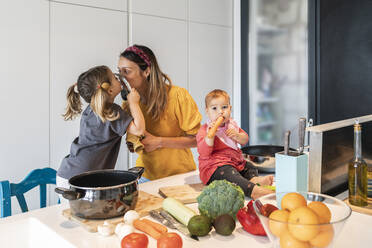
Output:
127,88,140,105
225,128,240,140
141,131,162,152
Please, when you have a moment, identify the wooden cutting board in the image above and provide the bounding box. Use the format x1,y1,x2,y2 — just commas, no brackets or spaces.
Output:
62,191,163,232
158,183,205,204
344,198,372,216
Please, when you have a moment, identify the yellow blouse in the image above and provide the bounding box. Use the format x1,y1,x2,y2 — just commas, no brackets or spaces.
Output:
136,86,202,180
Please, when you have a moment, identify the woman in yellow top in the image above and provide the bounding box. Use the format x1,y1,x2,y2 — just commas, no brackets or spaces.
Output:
118,44,202,180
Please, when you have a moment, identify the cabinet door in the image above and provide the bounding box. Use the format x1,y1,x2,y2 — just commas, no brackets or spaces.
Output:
132,14,188,90
0,0,49,213
189,23,232,164
50,3,128,174
131,0,186,20
129,14,188,168
189,23,232,122
52,0,127,11
189,0,232,26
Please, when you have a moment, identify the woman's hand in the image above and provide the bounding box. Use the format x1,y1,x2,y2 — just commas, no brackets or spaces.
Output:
141,131,162,153
127,88,140,105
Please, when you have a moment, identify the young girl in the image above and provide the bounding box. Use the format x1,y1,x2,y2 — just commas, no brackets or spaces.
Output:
196,89,274,200
56,65,145,194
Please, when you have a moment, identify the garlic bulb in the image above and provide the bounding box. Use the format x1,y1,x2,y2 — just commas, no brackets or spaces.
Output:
123,210,140,225
115,223,134,240
97,221,115,236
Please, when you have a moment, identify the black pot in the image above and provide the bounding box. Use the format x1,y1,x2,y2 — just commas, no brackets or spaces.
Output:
55,167,144,219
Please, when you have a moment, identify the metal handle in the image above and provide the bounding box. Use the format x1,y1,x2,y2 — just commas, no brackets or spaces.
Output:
128,166,145,179
55,187,82,201
299,117,306,154
284,131,291,155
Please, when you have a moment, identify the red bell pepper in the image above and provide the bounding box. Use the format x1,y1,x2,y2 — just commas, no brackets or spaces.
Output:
236,200,267,236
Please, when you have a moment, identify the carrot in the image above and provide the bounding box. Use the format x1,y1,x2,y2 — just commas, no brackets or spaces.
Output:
133,219,162,240
207,116,225,138
141,219,168,234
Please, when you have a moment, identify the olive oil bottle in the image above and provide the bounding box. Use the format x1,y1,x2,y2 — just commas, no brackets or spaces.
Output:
348,121,368,206
368,160,372,205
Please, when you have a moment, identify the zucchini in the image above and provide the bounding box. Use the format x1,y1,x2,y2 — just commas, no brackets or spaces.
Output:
162,197,197,226
257,183,276,191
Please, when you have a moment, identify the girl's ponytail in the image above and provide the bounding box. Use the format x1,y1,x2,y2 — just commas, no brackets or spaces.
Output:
64,65,120,123
63,83,82,120
90,82,119,123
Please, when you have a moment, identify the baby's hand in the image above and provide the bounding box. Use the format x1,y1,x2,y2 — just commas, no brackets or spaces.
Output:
225,128,240,140
127,88,140,105
207,120,216,131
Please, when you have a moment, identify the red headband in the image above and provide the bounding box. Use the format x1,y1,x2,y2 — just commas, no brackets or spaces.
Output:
124,46,151,67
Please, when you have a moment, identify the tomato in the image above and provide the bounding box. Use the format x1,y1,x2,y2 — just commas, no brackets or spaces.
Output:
157,233,183,248
121,233,149,248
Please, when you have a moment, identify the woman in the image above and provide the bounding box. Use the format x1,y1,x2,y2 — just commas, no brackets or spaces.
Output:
118,44,202,180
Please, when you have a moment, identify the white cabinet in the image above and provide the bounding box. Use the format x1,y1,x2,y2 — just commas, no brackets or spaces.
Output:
132,14,188,90
131,0,186,20
0,0,49,213
50,2,128,172
189,0,232,26
50,0,127,11
129,14,188,168
189,23,232,122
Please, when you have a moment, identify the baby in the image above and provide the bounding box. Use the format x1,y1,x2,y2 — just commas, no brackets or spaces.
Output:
196,89,274,199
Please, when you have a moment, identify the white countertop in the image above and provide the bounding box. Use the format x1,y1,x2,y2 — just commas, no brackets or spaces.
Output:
1,170,371,248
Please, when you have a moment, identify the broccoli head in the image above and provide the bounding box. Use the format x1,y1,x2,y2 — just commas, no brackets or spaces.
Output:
197,179,245,220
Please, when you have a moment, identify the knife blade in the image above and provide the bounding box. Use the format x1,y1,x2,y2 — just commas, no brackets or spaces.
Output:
159,210,199,241
149,210,177,229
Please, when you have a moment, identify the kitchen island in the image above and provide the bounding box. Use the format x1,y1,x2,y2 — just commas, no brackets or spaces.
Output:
0,170,371,248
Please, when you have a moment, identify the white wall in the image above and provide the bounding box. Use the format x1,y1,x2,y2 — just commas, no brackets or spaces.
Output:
0,0,236,215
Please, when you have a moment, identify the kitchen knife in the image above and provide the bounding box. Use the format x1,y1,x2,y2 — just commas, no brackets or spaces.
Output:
158,210,199,241
298,117,306,155
284,130,291,155
149,210,177,229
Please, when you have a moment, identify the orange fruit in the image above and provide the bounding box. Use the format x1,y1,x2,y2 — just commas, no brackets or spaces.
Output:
309,224,334,247
269,209,289,237
308,201,331,224
288,206,320,241
281,192,307,212
280,230,311,248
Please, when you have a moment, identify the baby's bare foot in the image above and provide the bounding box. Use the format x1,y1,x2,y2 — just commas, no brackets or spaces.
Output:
250,175,274,186
251,185,274,200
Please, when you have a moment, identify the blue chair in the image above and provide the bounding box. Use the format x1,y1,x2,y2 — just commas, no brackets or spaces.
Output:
138,177,151,184
0,167,57,218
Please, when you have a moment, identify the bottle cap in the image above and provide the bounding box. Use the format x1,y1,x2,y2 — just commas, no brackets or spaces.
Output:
354,119,361,131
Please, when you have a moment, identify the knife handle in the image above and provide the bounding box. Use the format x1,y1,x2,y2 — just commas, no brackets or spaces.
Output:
284,130,291,155
298,118,306,154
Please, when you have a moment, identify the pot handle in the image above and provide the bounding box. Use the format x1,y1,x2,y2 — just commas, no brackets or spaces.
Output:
128,166,145,179
55,187,83,201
